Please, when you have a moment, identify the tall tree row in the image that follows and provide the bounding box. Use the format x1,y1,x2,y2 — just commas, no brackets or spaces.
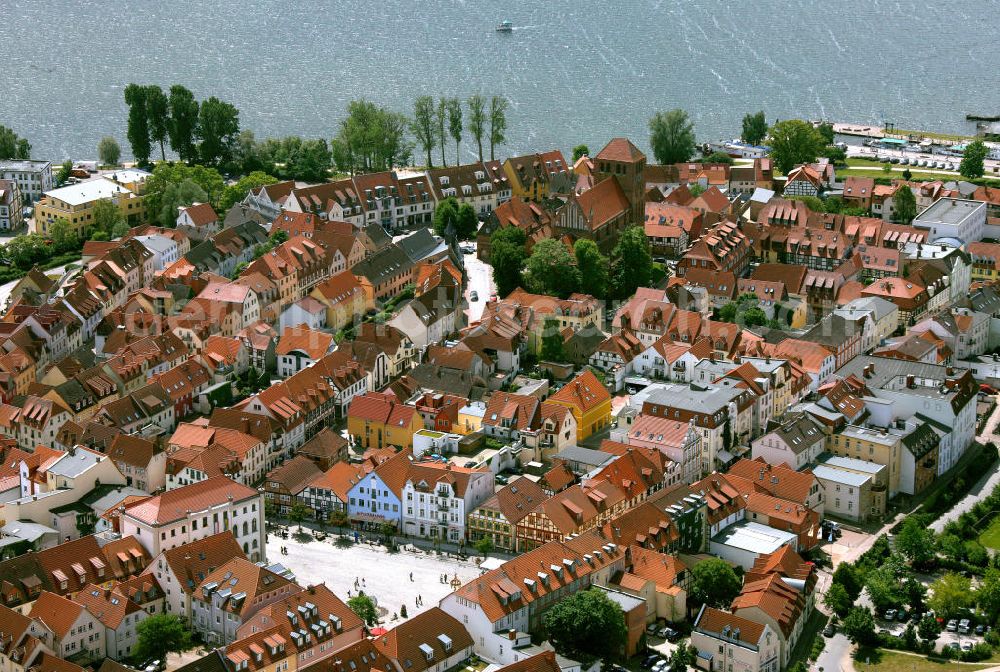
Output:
123,83,240,168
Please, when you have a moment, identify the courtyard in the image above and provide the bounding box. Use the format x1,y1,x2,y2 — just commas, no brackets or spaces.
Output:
265,529,486,626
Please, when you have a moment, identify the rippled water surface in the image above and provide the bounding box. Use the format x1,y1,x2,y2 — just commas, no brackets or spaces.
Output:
2,0,998,161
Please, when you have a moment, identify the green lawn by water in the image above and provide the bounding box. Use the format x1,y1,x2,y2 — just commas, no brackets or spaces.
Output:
978,516,1000,550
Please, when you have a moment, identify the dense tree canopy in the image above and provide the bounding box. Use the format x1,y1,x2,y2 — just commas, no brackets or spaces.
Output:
767,120,825,174
842,607,878,647
525,238,580,299
0,125,31,160
542,588,627,663
489,96,509,161
332,99,410,175
347,593,379,626
134,614,192,663
98,136,121,166
124,84,152,166
610,225,652,299
412,96,436,169
574,239,608,299
197,97,240,167
168,85,200,163
649,109,696,164
960,140,989,179
490,226,527,298
689,558,741,608
741,111,768,146
927,573,973,618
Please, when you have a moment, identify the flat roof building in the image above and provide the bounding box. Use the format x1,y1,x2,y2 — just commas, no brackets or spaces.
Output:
709,521,798,570
913,198,986,244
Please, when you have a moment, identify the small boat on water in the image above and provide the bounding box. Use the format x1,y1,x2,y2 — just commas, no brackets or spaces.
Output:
496,20,513,32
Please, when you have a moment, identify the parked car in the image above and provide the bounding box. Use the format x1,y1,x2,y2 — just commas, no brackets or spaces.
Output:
947,619,958,632
947,642,960,651
663,627,680,642
959,619,971,634
884,609,897,621
470,290,479,301
823,623,836,637
643,654,661,668
897,609,907,622
962,642,973,651
646,624,658,636
975,624,985,636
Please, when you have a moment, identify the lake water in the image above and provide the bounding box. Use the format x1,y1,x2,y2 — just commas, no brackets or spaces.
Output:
2,0,999,163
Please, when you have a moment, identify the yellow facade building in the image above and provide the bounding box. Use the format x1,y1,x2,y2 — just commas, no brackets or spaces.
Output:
36,174,147,237
546,369,612,441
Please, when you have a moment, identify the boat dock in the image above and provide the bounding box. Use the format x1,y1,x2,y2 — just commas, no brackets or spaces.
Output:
832,123,885,139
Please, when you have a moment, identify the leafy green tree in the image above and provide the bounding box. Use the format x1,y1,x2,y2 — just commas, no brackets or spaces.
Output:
474,536,493,557
742,306,767,327
5,234,49,269
232,130,273,175
572,145,590,162
741,111,768,146
490,226,527,297
540,318,567,362
865,559,908,610
329,509,350,533
688,182,706,198
525,238,580,298
56,160,73,186
467,95,487,162
145,162,224,217
447,98,463,166
124,83,152,166
542,588,627,663
197,97,240,167
332,100,410,175
841,607,878,647
347,593,379,626
768,119,825,174
824,582,852,618
284,139,332,183
220,171,279,211
832,561,863,599
0,125,31,160
668,644,697,672
977,568,1000,622
412,96,436,168
134,614,192,663
288,501,311,532
704,151,734,164
380,521,396,543
432,197,459,238
895,516,936,567
49,218,77,253
927,572,973,618
788,195,825,212
98,136,121,166
960,140,989,179
649,109,695,164
92,199,124,237
488,96,509,161
436,98,448,167
168,85,200,163
718,302,738,323
146,85,170,162
938,533,965,563
610,226,652,299
456,203,478,240
158,179,208,228
918,614,942,642
816,122,835,145
574,239,608,299
689,557,741,607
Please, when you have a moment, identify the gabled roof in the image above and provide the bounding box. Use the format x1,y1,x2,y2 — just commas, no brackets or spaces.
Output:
595,138,646,163
373,607,473,672
124,476,259,525
548,369,610,414
148,531,246,595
